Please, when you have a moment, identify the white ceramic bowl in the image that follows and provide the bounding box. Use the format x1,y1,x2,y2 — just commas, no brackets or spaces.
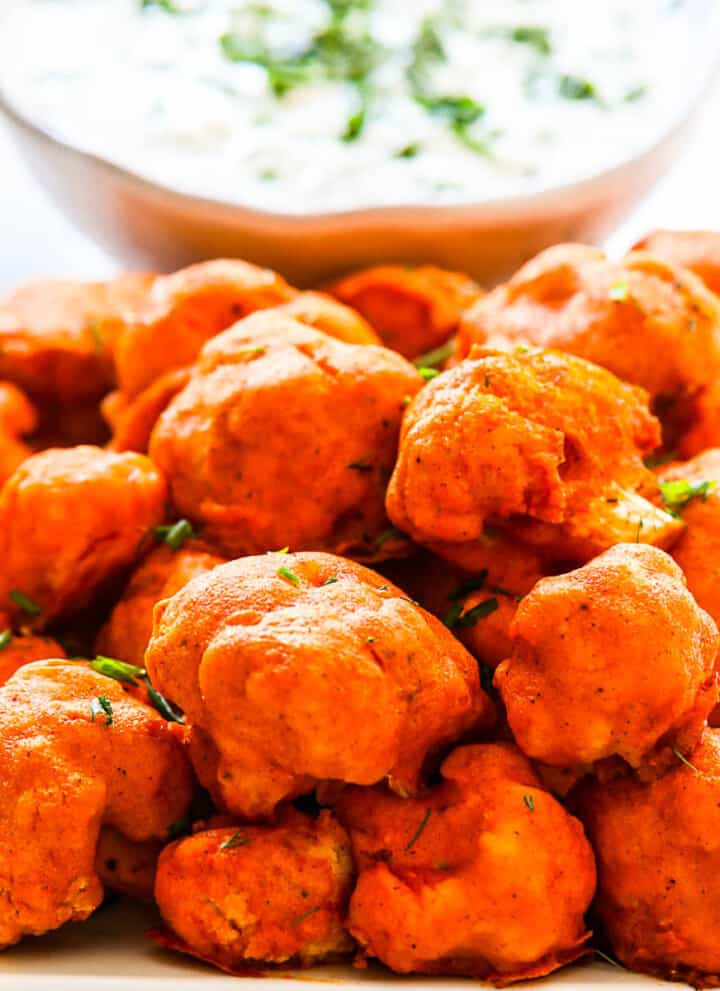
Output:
2,1,720,287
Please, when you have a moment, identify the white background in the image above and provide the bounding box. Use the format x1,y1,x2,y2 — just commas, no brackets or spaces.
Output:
2,80,720,293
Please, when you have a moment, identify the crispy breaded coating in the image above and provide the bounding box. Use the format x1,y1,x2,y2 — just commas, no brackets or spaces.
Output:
0,659,193,948
659,449,720,627
335,743,595,983
577,729,720,984
457,245,720,447
145,552,492,820
155,809,354,969
0,633,66,685
114,259,296,401
386,347,679,565
633,230,720,296
150,311,422,560
0,446,166,628
276,291,381,345
0,382,36,484
327,265,481,359
97,541,226,668
0,274,153,405
495,544,718,771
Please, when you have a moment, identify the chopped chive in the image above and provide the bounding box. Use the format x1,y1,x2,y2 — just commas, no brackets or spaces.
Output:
593,948,625,969
418,366,440,382
167,816,192,839
366,635,376,644
154,518,195,551
90,696,114,727
220,830,252,851
292,904,321,927
144,676,184,723
659,478,716,517
448,570,488,601
405,807,432,851
395,142,421,159
9,590,41,617
523,793,535,811
510,25,551,56
558,74,597,101
278,566,300,586
373,526,405,550
445,597,499,629
412,339,456,369
90,656,145,685
0,630,12,651
672,746,699,773
322,577,340,586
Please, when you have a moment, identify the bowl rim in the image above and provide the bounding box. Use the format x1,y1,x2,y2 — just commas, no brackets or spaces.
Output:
2,0,720,226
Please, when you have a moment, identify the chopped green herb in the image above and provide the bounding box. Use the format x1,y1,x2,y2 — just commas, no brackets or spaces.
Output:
373,526,405,550
412,339,456,369
659,478,716,517
523,793,535,812
624,84,648,103
167,816,192,839
278,566,301,587
9,590,41,617
593,949,624,970
446,597,499,629
448,570,488,601
90,656,144,686
609,281,629,302
347,457,373,471
635,518,644,542
154,518,195,551
220,830,252,851
405,807,432,851
144,677,184,723
272,546,290,554
141,0,181,11
322,577,340,586
559,74,597,101
395,142,421,159
443,602,464,628
510,26,551,56
235,345,267,358
366,635,376,644
90,696,113,727
672,746,699,773
418,366,440,382
0,630,12,651
292,904,321,927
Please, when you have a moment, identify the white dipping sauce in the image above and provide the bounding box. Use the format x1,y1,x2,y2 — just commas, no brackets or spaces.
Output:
0,0,697,214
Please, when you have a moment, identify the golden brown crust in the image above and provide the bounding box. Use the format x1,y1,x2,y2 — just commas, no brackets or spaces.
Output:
495,543,719,770
145,551,492,819
150,311,422,560
155,809,354,968
335,742,596,982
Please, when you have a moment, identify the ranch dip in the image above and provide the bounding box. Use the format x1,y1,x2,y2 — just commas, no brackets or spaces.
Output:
0,0,697,213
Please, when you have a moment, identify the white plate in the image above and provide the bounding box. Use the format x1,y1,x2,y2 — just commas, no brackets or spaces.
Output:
0,898,682,990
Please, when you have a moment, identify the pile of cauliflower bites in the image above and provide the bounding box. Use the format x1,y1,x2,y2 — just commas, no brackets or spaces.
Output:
3,232,720,985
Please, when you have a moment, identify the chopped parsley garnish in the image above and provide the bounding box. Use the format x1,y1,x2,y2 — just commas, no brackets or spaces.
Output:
445,596,499,629
523,793,535,812
278,566,301,586
292,904,321,927
510,26,551,56
90,656,144,685
9,590,41,617
220,830,252,851
405,807,432,851
659,478,716,517
418,366,440,382
0,630,12,651
155,518,195,550
413,339,456,369
672,746,699,773
609,281,629,302
448,570,489,601
558,74,597,101
90,696,114,727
